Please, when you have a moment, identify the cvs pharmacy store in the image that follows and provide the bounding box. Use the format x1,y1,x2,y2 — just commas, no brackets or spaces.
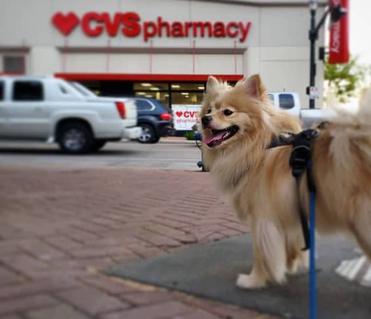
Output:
0,0,322,112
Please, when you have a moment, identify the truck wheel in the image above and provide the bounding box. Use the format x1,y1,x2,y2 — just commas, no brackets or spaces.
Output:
57,122,94,154
91,140,107,152
138,124,159,144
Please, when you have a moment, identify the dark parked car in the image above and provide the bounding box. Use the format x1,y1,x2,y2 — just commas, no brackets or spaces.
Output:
131,97,173,143
70,83,173,143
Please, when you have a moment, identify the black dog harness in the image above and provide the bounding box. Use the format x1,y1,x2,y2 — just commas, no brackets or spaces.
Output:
268,129,319,250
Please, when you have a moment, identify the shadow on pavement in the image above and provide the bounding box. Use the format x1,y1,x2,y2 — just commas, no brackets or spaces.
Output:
108,235,371,319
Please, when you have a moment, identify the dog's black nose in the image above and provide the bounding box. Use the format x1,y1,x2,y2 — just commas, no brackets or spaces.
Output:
202,115,212,128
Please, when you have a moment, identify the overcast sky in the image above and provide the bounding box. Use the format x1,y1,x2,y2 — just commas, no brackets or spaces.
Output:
349,0,371,64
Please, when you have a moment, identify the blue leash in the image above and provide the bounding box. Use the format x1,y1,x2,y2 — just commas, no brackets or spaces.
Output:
286,129,319,319
270,128,319,318
309,191,317,319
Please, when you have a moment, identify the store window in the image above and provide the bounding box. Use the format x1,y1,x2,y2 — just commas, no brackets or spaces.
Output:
12,81,43,101
3,56,25,74
133,82,206,108
134,82,169,107
171,83,205,91
79,81,102,96
82,80,211,109
171,83,205,105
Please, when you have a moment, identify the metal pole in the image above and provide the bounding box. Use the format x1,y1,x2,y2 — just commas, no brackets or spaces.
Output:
309,0,317,109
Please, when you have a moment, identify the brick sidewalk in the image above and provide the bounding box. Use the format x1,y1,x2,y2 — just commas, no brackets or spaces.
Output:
0,167,278,319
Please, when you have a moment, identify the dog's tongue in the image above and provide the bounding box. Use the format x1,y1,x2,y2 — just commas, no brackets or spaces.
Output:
203,131,227,146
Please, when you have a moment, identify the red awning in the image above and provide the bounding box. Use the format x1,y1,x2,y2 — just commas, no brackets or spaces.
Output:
54,73,243,82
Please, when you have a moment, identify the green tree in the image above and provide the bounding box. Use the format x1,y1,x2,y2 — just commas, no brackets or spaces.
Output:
324,57,370,103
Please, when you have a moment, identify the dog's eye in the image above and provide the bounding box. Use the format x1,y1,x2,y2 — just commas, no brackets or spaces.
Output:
207,108,211,114
223,109,233,116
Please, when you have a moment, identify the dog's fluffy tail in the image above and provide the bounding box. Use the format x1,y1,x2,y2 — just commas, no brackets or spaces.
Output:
331,87,371,127
358,87,371,119
327,88,371,170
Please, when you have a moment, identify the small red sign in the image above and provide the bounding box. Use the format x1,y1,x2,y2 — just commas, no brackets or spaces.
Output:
328,0,349,64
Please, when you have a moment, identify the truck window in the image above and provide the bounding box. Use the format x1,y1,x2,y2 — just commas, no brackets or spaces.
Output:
0,81,4,100
58,84,68,94
13,81,44,101
135,99,153,111
70,82,97,97
279,94,294,109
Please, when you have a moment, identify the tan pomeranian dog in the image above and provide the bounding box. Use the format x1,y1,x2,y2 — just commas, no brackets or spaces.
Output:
200,74,371,289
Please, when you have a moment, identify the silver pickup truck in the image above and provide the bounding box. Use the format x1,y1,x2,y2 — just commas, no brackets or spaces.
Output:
0,76,141,153
268,92,341,128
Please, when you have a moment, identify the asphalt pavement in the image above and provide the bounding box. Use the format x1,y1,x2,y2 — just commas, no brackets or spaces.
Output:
0,137,203,170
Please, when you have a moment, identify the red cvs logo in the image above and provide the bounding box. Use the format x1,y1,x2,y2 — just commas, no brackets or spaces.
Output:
81,12,140,37
52,12,80,36
183,111,197,118
175,111,197,118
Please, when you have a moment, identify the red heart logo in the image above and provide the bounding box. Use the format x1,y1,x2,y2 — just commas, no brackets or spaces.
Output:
176,111,183,117
52,12,79,36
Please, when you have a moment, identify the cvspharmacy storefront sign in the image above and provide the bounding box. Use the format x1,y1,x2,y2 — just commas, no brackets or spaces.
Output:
52,12,252,42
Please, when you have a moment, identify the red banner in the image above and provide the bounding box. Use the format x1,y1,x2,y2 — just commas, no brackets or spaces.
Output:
328,0,349,64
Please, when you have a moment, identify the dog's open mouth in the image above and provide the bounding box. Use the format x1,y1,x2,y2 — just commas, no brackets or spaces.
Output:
203,125,239,147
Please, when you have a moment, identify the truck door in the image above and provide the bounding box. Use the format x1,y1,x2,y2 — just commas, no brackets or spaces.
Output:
6,80,50,139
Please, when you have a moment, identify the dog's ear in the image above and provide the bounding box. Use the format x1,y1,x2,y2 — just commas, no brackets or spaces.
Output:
206,76,219,93
243,74,266,99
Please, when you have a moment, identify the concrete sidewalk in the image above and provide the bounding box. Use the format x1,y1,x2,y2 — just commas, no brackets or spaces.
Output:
0,167,278,319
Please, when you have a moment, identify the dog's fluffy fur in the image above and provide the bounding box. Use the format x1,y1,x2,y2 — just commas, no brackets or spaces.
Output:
200,75,371,289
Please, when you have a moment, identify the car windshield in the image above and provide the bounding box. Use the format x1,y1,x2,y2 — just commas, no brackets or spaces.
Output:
70,82,97,98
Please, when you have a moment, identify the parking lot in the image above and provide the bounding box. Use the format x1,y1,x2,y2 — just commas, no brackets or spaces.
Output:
0,138,276,319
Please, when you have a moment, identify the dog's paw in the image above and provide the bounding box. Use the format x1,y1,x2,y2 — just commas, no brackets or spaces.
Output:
300,251,309,269
288,251,309,275
287,258,300,275
236,273,266,289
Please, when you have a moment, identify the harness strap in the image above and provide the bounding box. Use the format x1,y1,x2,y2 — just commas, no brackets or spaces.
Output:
268,129,318,250
289,129,318,250
267,132,296,148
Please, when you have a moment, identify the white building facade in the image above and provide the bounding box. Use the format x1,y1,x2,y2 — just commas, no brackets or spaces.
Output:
0,0,325,107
